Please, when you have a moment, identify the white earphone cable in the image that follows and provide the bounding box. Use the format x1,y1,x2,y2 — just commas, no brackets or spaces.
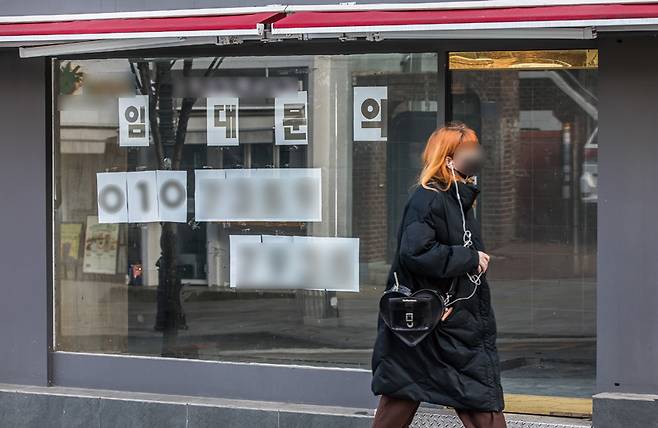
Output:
445,162,483,307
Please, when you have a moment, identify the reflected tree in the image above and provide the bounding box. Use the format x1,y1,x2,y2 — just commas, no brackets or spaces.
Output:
130,58,224,357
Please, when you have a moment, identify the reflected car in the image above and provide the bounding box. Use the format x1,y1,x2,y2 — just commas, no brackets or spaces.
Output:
580,127,598,203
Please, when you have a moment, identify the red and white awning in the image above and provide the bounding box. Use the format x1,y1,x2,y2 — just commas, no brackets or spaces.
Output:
0,8,285,42
271,2,658,39
7,1,658,56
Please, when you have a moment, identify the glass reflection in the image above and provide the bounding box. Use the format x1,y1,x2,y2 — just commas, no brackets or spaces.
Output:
54,53,439,366
450,52,597,404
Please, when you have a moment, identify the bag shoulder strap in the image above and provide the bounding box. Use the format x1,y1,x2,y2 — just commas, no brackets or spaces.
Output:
391,184,458,297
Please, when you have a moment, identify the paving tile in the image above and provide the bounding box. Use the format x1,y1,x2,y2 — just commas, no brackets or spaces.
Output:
0,391,99,428
593,394,658,428
188,405,278,428
99,398,186,428
278,411,372,428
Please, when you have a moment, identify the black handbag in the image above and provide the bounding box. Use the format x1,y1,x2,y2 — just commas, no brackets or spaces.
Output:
379,272,457,347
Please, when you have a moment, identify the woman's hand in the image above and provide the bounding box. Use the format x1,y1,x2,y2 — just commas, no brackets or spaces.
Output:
441,306,454,321
477,251,490,274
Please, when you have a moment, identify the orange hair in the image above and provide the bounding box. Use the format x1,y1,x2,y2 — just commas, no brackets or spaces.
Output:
418,121,480,192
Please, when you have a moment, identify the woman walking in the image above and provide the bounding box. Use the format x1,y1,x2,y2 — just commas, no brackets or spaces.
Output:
371,121,507,428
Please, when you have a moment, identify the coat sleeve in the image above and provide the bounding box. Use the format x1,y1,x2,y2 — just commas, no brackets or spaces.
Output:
398,195,480,280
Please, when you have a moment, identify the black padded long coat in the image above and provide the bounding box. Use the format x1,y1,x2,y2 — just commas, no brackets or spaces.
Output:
370,179,505,412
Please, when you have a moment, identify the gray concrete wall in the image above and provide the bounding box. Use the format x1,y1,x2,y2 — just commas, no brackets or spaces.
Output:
0,51,48,386
593,30,658,427
593,31,658,427
596,34,658,397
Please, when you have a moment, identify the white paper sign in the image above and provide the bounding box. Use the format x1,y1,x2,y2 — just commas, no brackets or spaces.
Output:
195,169,228,222
118,95,149,147
275,91,308,145
229,235,359,292
229,235,263,292
195,168,321,222
127,171,159,223
295,236,360,292
353,87,387,142
97,170,187,223
97,172,128,223
207,97,239,146
156,170,188,223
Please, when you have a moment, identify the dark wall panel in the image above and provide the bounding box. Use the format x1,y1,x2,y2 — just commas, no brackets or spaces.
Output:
53,352,377,408
597,34,658,394
0,51,48,386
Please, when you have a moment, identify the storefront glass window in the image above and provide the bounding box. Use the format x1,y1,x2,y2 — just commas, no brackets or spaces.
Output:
53,49,597,412
449,49,598,412
53,53,439,366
